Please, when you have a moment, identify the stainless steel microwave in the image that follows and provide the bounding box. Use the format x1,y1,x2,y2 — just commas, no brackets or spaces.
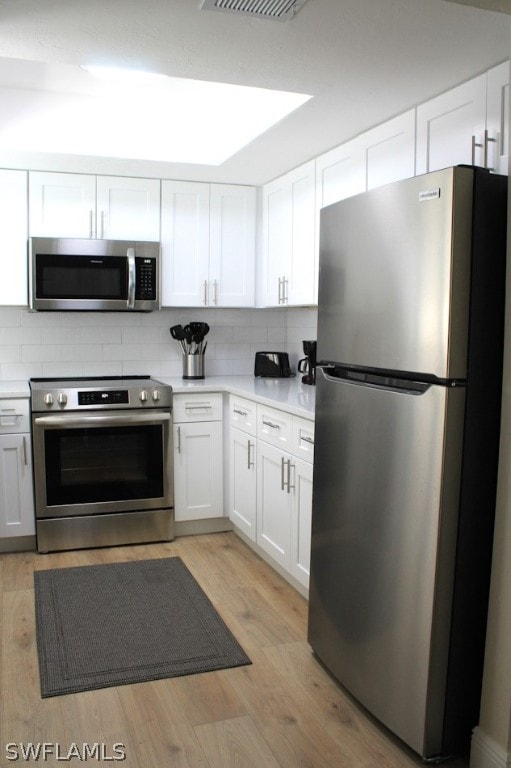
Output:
29,237,160,311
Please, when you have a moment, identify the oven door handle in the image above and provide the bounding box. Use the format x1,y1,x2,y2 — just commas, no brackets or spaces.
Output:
33,413,172,428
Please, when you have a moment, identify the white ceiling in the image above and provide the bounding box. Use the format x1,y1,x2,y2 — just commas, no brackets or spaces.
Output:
0,0,508,185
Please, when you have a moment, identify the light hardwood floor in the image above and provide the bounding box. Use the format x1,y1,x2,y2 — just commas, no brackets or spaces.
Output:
0,532,468,767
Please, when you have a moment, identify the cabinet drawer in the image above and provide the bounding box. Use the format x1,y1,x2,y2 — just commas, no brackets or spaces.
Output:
257,404,293,450
230,395,257,436
292,416,315,463
173,393,223,422
0,399,30,434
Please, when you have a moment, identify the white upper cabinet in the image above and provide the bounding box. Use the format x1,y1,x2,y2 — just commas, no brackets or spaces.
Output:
487,61,509,176
365,110,416,190
161,180,255,307
416,74,488,175
29,172,96,238
0,169,28,306
28,172,161,240
315,135,366,209
209,184,256,307
160,180,210,307
261,159,316,307
316,110,416,208
96,176,161,240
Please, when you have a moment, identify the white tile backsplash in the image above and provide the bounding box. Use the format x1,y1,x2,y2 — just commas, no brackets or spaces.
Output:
0,307,318,381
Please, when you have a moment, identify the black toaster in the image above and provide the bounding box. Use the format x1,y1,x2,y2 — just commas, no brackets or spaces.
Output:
254,351,293,378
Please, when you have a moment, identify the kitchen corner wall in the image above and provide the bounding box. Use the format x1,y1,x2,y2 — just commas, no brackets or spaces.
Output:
0,306,318,380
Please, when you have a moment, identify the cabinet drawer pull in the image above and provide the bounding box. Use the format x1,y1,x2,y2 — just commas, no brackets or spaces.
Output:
203,280,208,306
247,439,255,469
281,456,286,491
177,425,182,453
22,436,28,466
185,404,213,411
263,420,280,430
89,210,94,238
300,435,314,445
233,408,248,416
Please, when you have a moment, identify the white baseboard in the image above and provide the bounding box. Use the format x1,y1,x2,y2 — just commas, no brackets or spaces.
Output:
471,727,510,768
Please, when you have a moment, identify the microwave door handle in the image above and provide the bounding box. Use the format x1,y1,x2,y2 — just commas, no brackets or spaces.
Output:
127,247,136,309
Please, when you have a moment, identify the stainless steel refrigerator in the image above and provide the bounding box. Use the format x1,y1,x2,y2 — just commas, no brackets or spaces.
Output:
308,166,507,761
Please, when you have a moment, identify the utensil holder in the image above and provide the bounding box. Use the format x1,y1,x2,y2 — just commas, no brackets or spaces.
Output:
183,354,205,380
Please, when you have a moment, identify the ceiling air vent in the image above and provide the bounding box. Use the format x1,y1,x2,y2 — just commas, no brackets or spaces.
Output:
200,0,309,22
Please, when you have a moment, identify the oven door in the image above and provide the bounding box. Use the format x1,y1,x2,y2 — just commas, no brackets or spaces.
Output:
32,409,173,519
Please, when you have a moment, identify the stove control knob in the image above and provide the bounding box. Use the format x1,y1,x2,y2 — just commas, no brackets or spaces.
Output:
57,393,68,406
152,389,160,402
44,393,54,406
139,390,148,403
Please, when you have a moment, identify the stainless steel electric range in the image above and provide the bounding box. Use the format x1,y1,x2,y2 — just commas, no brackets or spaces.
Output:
29,376,174,553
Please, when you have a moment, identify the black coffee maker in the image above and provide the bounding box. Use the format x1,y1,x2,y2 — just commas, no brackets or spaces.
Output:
298,340,317,385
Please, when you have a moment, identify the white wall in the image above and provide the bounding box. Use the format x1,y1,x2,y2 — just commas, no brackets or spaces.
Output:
0,306,317,381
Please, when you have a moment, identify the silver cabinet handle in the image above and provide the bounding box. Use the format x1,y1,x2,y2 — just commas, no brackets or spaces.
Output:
185,404,212,411
203,280,208,306
100,210,105,238
127,246,136,309
300,435,315,445
278,276,283,304
233,408,248,416
177,425,181,453
484,128,496,171
247,439,255,469
282,276,288,304
22,435,28,466
262,420,280,430
89,210,94,238
287,459,295,494
212,279,218,305
281,455,286,491
471,134,481,165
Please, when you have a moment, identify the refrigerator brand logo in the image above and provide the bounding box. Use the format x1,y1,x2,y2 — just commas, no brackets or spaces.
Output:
419,188,441,201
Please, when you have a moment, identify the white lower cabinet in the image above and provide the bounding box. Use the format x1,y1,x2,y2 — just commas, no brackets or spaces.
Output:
229,426,257,541
0,400,35,540
256,440,293,571
173,393,223,522
228,395,314,591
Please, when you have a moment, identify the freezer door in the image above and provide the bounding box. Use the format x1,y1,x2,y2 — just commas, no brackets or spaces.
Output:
308,367,466,758
317,167,473,379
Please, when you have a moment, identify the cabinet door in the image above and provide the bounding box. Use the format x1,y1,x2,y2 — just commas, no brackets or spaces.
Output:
289,456,312,589
28,171,96,237
256,441,291,570
0,169,28,305
487,61,509,176
96,176,161,240
365,110,416,190
229,427,256,541
161,180,210,307
416,74,487,175
288,161,317,306
316,135,366,209
0,433,35,538
261,180,291,306
173,420,223,521
209,184,256,307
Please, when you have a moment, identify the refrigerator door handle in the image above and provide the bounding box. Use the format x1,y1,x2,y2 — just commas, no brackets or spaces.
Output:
318,365,432,396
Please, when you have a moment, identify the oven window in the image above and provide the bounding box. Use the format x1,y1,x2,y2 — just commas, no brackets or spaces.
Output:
44,424,164,505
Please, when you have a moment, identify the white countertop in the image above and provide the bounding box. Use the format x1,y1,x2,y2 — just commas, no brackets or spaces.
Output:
159,375,315,419
0,380,30,398
0,376,316,418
